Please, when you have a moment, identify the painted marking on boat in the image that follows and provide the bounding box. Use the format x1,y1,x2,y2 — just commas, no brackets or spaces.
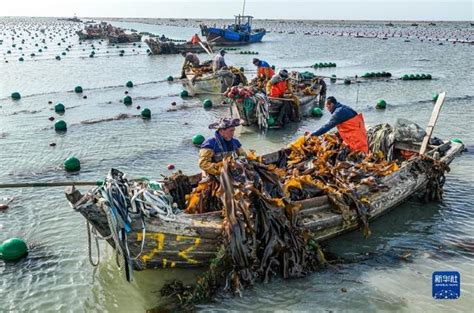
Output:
136,233,202,265
137,232,165,264
176,235,201,264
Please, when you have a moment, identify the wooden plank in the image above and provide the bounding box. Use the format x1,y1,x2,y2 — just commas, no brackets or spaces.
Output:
419,92,446,155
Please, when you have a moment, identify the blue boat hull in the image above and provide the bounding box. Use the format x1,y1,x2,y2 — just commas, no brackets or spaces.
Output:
203,27,265,45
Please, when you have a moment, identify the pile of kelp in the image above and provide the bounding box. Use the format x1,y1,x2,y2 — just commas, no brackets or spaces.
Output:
160,133,400,309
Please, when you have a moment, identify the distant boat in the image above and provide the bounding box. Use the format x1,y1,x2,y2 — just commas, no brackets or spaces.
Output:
200,15,266,46
199,0,265,45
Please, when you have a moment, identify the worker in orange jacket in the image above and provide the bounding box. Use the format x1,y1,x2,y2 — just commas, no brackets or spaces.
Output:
190,33,201,44
311,96,369,153
252,58,274,80
266,69,292,98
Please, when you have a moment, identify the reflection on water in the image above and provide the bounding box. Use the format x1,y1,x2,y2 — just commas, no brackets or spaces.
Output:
0,17,473,312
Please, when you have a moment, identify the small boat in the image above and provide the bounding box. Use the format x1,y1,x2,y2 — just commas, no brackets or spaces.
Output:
145,38,213,55
107,32,141,44
234,72,323,128
235,93,320,129
184,67,245,94
66,138,465,270
200,15,266,46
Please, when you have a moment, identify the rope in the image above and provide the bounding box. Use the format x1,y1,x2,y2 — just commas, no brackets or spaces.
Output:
87,221,100,267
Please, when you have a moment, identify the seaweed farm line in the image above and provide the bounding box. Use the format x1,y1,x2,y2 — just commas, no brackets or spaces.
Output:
1,17,473,312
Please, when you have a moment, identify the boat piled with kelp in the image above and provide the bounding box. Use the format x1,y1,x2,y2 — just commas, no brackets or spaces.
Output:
65,126,464,274
183,66,247,94
144,38,213,55
229,72,324,129
76,23,141,43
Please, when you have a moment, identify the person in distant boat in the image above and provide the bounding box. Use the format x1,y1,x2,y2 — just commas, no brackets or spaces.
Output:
252,58,274,81
310,96,368,153
314,77,327,107
198,118,246,176
180,52,200,79
212,49,228,72
266,69,292,98
190,33,202,44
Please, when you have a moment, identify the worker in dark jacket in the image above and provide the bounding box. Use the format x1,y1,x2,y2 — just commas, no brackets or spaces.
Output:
180,52,200,78
199,118,246,176
311,96,369,153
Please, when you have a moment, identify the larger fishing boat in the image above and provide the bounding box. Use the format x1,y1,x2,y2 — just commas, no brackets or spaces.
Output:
200,15,266,46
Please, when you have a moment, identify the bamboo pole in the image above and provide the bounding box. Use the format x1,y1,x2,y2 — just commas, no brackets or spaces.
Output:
0,178,149,189
0,181,100,188
192,91,296,102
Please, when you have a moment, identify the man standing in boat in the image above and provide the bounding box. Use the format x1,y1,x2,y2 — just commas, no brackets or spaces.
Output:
180,52,200,79
251,58,274,90
190,33,201,44
266,69,292,98
198,117,246,176
310,96,369,153
266,70,300,121
253,58,274,81
213,49,228,72
314,77,327,108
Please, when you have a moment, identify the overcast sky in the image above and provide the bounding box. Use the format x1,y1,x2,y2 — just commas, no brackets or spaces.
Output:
2,0,473,21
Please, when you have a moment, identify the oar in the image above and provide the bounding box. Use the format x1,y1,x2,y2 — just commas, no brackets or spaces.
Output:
198,41,213,57
419,92,446,155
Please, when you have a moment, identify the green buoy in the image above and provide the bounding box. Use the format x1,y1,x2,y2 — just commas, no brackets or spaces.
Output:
376,99,387,109
167,76,174,82
126,81,133,88
330,75,336,83
451,138,463,144
267,116,275,126
180,90,189,98
123,96,132,105
0,238,28,261
54,103,65,113
19,57,24,61
203,99,213,108
64,156,80,172
192,134,205,145
344,79,351,85
310,107,323,117
11,92,21,100
239,67,245,72
54,120,67,131
141,108,151,119
432,93,439,102
74,86,83,93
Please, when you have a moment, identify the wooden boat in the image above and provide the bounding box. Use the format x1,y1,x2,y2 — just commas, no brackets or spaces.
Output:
145,38,213,55
184,68,240,94
107,32,141,44
65,139,464,270
235,93,320,129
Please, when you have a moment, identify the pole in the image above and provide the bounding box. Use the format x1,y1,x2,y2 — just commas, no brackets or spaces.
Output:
419,92,446,155
242,0,246,17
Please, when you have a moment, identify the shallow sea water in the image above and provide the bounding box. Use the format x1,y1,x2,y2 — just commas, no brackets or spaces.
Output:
0,17,473,312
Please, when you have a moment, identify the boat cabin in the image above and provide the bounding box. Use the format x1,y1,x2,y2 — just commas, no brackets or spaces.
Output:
229,15,253,33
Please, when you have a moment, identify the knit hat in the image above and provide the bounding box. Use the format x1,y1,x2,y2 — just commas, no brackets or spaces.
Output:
208,117,241,129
